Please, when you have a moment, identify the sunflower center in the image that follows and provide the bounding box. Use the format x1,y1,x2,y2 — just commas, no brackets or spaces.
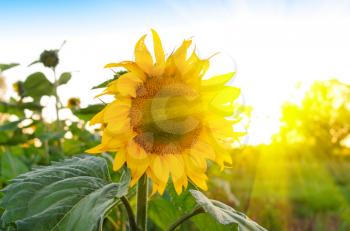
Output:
130,77,202,155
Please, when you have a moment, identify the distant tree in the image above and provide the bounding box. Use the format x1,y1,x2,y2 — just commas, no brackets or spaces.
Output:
275,79,350,155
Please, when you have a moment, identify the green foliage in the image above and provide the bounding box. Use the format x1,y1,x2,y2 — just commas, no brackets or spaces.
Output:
0,64,19,72
0,151,28,183
0,102,42,117
0,121,21,132
22,72,54,101
190,190,267,231
0,46,97,168
57,72,72,85
277,79,350,153
0,156,130,231
148,186,262,231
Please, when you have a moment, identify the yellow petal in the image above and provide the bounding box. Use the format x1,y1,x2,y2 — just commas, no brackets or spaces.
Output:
190,140,215,160
130,161,149,186
187,152,207,171
101,130,133,150
103,100,130,122
201,72,235,88
166,155,185,180
135,34,153,75
173,178,184,195
106,118,130,135
167,155,186,194
151,29,165,68
209,86,240,116
85,143,105,154
147,168,161,196
127,140,148,160
188,172,208,190
206,117,236,141
105,61,145,77
182,52,209,86
173,39,192,71
174,39,192,61
150,155,169,183
157,181,167,195
116,72,144,97
89,107,106,125
113,151,126,171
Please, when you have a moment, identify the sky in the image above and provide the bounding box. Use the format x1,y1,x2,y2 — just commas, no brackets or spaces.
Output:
1,0,350,144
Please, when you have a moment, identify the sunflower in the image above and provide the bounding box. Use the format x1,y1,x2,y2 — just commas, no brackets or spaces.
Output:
0,75,6,99
87,29,241,195
67,97,81,109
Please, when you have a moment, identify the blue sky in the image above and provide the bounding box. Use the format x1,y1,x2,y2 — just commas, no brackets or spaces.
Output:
3,0,348,29
1,0,350,144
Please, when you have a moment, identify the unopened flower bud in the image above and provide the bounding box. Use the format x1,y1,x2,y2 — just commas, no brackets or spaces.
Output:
40,50,59,68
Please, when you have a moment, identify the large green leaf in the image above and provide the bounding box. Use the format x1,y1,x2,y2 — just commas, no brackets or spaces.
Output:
149,187,236,231
0,64,19,72
23,72,54,100
0,155,130,231
0,152,28,182
190,190,267,231
57,72,72,85
149,196,182,230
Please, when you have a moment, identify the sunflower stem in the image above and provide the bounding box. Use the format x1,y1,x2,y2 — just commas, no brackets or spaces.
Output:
136,174,148,231
52,68,63,153
166,206,205,231
121,196,138,231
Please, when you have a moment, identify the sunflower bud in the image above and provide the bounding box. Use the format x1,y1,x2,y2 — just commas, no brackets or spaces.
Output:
13,81,24,97
67,97,81,109
39,50,59,68
0,75,6,98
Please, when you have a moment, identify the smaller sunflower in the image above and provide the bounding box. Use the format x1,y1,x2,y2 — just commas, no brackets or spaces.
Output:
0,75,6,99
67,97,81,109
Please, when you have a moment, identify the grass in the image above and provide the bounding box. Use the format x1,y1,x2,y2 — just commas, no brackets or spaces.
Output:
207,144,350,231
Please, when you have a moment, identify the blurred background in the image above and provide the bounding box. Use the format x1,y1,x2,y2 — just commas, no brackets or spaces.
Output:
1,0,350,230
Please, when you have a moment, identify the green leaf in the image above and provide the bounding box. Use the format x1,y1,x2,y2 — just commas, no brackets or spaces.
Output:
192,214,238,231
0,155,130,231
62,139,83,155
37,131,65,142
0,64,19,72
0,121,21,132
0,102,23,117
20,102,43,111
0,102,42,117
149,196,182,230
91,71,127,89
0,130,32,146
72,104,105,121
190,190,267,231
23,72,54,100
28,60,40,67
57,72,72,85
0,152,28,182
148,186,198,230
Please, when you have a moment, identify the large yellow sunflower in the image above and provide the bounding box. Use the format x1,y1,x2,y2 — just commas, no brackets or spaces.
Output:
87,29,242,195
